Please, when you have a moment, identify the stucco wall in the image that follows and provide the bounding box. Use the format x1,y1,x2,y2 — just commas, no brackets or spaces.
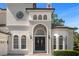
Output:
0,33,8,56
0,10,6,24
6,3,33,26
8,30,29,55
6,3,74,55
28,10,52,55
28,10,52,21
7,3,53,55
52,28,74,50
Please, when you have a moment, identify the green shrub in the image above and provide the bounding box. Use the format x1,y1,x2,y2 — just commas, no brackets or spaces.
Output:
53,50,79,56
74,48,79,51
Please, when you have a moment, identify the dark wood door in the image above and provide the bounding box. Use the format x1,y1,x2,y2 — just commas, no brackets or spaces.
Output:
35,37,45,51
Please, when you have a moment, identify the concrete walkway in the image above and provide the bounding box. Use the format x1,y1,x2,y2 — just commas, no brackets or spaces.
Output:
5,53,51,56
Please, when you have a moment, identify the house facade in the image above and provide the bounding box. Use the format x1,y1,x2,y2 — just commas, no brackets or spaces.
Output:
0,3,77,56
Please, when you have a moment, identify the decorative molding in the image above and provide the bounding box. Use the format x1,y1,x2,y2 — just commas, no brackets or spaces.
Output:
0,24,6,27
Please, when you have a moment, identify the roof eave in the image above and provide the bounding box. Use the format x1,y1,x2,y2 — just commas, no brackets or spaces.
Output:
26,8,55,10
52,26,78,30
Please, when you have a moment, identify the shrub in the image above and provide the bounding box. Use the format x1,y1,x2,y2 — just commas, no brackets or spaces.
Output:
74,48,79,51
53,50,79,56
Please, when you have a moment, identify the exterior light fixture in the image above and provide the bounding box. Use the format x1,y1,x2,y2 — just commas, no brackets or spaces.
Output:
30,35,32,39
48,35,50,39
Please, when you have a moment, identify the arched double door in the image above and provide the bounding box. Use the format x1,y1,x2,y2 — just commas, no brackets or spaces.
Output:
33,24,47,52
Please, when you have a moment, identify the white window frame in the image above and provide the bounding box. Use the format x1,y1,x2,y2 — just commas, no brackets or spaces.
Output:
21,35,26,49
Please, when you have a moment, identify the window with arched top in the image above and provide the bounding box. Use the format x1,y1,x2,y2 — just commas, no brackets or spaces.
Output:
38,15,42,20
59,36,63,49
33,24,47,35
21,35,26,49
14,35,19,49
65,36,67,49
54,36,56,49
33,15,37,20
36,30,45,35
43,15,47,20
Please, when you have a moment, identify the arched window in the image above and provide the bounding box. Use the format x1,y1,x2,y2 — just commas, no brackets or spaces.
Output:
33,15,37,20
36,30,45,35
54,36,56,49
43,15,47,20
59,36,63,49
21,35,26,49
14,35,18,49
38,15,42,20
65,36,67,49
33,24,47,35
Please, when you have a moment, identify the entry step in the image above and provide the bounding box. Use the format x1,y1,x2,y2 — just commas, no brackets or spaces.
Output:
30,53,50,56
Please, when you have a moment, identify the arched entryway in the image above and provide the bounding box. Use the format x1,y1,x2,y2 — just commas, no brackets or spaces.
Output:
33,24,47,52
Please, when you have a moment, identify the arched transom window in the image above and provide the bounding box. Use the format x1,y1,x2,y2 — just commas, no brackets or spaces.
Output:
33,24,47,35
33,15,37,20
38,15,42,20
35,30,45,35
43,15,47,20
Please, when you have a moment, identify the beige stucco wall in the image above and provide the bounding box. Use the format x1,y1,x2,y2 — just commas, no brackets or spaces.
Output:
6,3,74,56
26,10,52,55
0,33,8,56
0,10,6,24
6,3,53,55
6,3,33,26
8,30,29,55
6,3,34,55
52,28,74,51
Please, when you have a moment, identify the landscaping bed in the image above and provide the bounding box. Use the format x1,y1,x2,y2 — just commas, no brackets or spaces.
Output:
53,50,79,56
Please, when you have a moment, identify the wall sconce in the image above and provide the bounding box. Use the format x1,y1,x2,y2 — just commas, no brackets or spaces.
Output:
48,35,50,39
30,35,32,39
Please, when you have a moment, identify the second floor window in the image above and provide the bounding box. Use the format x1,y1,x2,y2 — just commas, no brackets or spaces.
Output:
38,15,42,20
43,15,47,20
33,15,37,20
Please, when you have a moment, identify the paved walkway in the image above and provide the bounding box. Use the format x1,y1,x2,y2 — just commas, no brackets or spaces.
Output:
29,53,50,56
5,53,51,56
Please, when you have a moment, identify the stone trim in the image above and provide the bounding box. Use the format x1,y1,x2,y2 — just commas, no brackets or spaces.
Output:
52,26,77,30
26,8,55,10
0,31,11,35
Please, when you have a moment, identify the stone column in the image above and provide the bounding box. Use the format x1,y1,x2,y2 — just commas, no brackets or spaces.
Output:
12,35,13,50
47,34,48,54
28,35,33,55
56,35,59,50
46,28,49,54
19,35,21,50
63,36,65,50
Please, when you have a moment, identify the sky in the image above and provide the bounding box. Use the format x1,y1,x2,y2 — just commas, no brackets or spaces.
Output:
37,3,79,32
0,3,79,32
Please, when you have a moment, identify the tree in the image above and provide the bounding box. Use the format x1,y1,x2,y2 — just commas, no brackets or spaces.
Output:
52,14,65,26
